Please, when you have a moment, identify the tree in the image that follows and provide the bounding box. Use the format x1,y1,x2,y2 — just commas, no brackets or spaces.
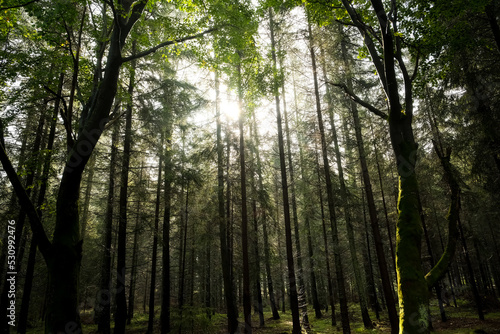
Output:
0,1,218,330
323,0,463,332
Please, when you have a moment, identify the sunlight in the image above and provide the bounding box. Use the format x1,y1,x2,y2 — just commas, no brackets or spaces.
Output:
220,99,240,121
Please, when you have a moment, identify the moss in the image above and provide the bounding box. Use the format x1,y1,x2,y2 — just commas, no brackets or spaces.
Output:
396,169,430,334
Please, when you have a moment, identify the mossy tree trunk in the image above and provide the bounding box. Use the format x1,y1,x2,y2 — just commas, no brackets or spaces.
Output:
332,1,463,332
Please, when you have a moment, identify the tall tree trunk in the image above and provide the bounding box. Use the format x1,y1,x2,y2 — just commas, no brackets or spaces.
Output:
369,122,397,277
337,25,399,332
1,99,46,334
0,4,151,331
147,136,163,333
251,112,280,320
161,123,174,334
127,192,141,324
361,186,381,319
236,60,253,334
80,154,96,241
321,44,373,329
18,74,63,333
311,138,337,326
215,71,239,333
458,216,484,319
268,10,301,333
282,59,312,328
178,179,189,333
249,125,265,327
114,61,136,333
306,16,350,334
95,120,119,334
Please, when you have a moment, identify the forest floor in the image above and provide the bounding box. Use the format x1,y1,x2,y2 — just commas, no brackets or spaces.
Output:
25,302,500,333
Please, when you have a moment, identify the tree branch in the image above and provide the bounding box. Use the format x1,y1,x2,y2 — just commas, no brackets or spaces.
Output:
327,81,388,120
0,120,51,259
425,141,460,288
0,0,40,10
121,27,218,63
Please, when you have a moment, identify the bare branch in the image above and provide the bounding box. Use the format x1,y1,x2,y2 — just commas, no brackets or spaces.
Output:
122,27,218,63
327,81,388,120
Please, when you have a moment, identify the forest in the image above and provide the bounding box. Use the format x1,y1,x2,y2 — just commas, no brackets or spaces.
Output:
0,0,499,333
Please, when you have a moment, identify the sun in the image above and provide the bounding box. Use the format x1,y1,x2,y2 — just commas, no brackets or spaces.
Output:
220,99,240,121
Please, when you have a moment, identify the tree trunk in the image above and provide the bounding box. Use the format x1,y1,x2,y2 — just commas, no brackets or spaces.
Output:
80,154,96,242
18,75,63,333
147,136,163,333
161,123,173,334
0,3,150,331
251,112,280,320
268,10,301,333
114,61,136,333
322,42,373,329
249,125,265,327
236,60,253,334
216,71,239,333
307,15,350,333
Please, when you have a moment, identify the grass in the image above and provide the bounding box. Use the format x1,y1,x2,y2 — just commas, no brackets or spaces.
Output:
25,302,500,333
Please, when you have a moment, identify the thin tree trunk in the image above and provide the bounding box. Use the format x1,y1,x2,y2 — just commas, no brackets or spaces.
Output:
458,216,484,320
17,72,64,334
338,28,398,332
114,59,136,333
147,136,163,333
235,60,253,334
95,120,119,334
251,112,280,320
312,140,336,326
161,123,173,334
80,154,96,241
127,189,142,324
216,70,239,333
369,122,397,276
249,123,264,327
321,43,372,329
268,10,300,333
307,16,350,333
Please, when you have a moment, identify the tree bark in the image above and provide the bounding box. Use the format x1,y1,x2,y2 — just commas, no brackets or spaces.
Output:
306,15,350,333
147,135,163,333
237,60,253,334
95,121,119,334
251,111,280,320
161,122,173,334
216,71,239,333
268,10,301,333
